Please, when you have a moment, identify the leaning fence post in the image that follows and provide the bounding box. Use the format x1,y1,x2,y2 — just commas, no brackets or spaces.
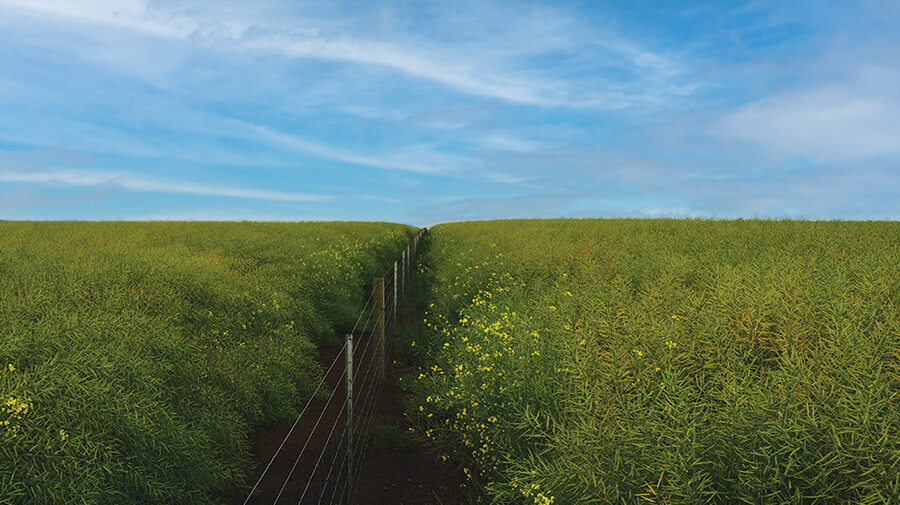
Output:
373,278,385,379
344,334,354,505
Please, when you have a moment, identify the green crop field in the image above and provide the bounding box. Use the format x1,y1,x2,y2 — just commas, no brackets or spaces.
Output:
0,221,415,505
4,219,898,504
402,219,900,504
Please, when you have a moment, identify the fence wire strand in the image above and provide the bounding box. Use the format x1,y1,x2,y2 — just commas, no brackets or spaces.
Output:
297,394,349,504
244,229,423,504
271,364,348,505
242,339,348,505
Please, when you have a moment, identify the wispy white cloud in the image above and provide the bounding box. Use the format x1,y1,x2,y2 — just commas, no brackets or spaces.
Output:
594,36,685,77
712,68,900,161
481,134,546,153
0,184,117,210
242,35,548,106
130,209,338,222
478,172,531,185
2,169,330,202
244,123,466,175
1,0,552,104
355,195,401,204
0,0,182,37
0,0,686,110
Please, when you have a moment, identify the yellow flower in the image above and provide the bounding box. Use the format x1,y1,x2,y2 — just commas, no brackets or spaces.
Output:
6,364,13,373
535,493,554,505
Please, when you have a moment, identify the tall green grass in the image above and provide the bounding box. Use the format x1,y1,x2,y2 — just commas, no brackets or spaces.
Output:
403,219,900,504
0,221,414,504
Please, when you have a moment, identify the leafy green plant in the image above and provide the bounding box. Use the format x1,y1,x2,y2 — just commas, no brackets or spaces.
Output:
0,221,415,505
405,219,900,504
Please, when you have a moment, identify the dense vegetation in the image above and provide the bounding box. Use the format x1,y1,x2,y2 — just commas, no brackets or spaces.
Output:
402,219,900,504
0,221,414,505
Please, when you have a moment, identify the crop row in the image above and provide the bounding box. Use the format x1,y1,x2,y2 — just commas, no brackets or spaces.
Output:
402,219,900,504
0,221,415,505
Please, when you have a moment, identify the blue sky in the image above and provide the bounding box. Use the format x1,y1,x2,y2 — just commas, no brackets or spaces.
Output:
1,0,898,224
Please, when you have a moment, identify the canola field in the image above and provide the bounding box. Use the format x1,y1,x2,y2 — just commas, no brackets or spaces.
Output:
403,219,900,504
0,221,414,505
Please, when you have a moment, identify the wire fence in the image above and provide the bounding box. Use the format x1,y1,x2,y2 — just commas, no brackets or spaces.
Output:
240,227,426,505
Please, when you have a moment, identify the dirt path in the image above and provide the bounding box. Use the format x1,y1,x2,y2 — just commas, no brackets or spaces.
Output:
220,329,468,505
352,361,468,505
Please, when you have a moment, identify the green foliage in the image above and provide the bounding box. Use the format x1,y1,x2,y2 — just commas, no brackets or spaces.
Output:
405,219,900,504
0,221,414,505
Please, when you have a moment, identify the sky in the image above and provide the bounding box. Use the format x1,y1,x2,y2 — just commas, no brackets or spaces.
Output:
1,0,898,224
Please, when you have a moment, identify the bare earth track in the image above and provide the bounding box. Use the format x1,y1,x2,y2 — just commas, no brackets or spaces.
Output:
221,325,467,505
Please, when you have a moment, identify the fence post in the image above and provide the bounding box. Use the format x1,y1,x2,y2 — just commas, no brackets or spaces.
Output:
404,243,410,296
393,261,398,333
373,278,385,379
344,334,354,505
400,249,406,301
